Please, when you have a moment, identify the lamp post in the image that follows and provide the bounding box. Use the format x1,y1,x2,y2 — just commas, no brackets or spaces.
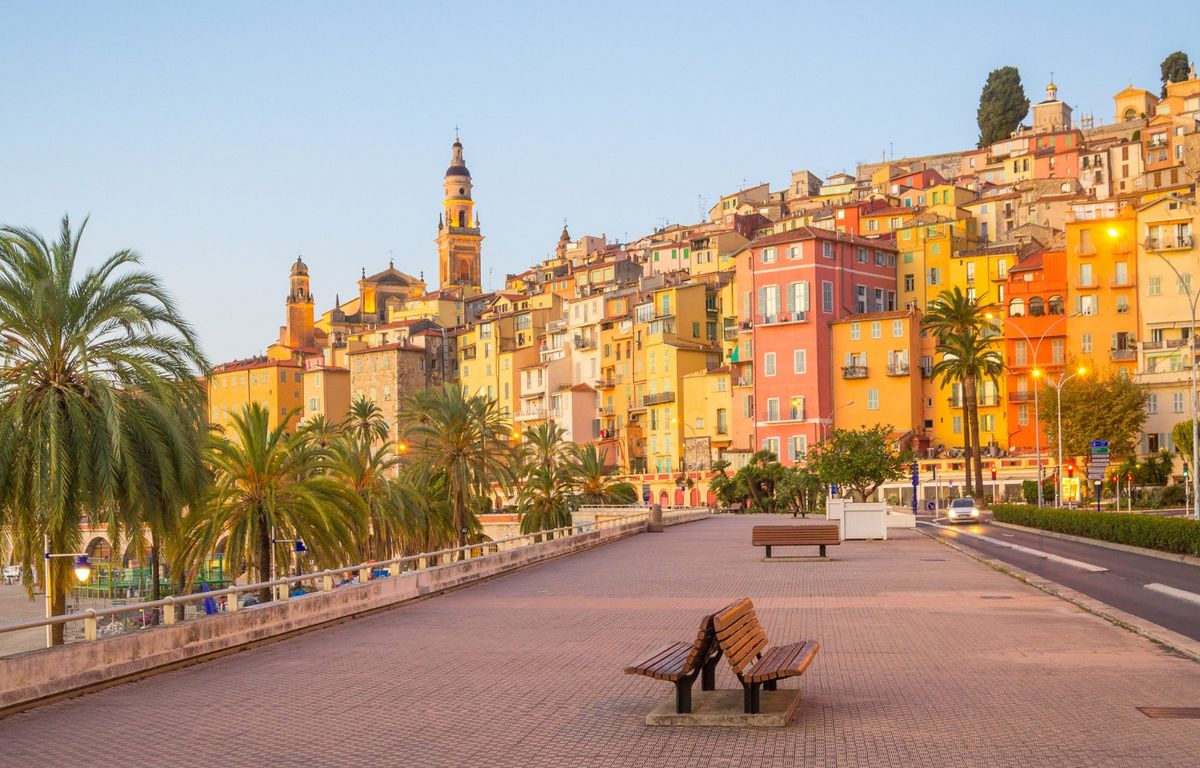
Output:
987,310,1079,508
822,401,855,444
1044,366,1087,508
43,535,92,647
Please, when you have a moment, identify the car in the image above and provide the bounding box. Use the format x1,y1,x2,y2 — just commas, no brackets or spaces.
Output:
945,497,982,524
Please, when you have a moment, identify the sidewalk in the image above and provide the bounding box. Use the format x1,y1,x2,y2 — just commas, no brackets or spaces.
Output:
2,514,1199,767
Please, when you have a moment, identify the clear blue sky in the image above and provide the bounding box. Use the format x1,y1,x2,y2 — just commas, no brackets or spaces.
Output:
3,1,1196,362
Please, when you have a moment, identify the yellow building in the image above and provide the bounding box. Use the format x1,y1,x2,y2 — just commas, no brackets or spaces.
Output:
831,310,924,444
679,364,733,469
895,211,981,311
1065,204,1139,375
302,364,351,426
206,358,305,433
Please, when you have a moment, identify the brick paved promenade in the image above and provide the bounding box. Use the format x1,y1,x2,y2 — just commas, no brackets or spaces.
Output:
3,515,1200,767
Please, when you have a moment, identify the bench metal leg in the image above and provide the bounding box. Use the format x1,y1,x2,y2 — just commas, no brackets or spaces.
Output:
743,682,762,714
765,545,772,558
701,655,720,691
763,679,777,692
819,544,826,557
674,679,693,714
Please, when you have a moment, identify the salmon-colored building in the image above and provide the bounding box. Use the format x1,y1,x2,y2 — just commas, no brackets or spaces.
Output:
731,227,898,465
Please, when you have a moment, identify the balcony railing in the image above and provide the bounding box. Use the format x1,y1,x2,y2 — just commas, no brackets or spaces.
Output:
1145,235,1194,250
886,364,910,376
723,327,739,341
947,397,963,408
573,335,595,349
598,405,615,415
596,377,616,388
1110,348,1137,361
1110,276,1133,287
842,365,868,379
1143,340,1164,350
979,395,1000,407
642,391,676,406
734,377,754,387
1075,278,1098,289
515,406,546,421
1008,391,1033,403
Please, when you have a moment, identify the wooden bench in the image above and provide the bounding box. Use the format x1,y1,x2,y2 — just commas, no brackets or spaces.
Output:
624,605,730,713
752,524,840,558
713,598,820,714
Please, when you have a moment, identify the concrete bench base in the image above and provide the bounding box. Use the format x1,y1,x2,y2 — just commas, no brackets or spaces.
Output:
760,556,831,563
645,689,802,727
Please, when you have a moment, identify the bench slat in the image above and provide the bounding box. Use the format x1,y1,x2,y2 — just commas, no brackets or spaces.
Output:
625,641,692,681
745,640,820,684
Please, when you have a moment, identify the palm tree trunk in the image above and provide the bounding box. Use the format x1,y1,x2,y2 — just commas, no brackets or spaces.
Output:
49,562,66,646
970,394,985,500
257,510,273,604
962,377,976,496
150,531,161,603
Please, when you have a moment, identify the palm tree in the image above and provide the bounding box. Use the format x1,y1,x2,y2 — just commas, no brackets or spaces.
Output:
574,444,637,505
923,287,997,496
300,413,343,448
392,464,456,554
330,431,403,561
931,332,1004,497
200,403,363,603
516,461,577,535
345,395,389,445
401,385,516,551
0,217,208,644
520,421,575,471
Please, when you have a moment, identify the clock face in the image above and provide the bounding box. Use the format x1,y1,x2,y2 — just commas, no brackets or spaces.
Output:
459,187,465,195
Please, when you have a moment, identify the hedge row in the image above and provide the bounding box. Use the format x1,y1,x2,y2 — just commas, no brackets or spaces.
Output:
991,504,1200,556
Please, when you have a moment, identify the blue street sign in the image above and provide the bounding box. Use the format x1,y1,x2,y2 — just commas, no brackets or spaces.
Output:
830,482,839,497
1090,440,1109,448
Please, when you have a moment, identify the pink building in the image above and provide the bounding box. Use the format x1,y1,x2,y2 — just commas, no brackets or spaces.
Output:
731,227,898,465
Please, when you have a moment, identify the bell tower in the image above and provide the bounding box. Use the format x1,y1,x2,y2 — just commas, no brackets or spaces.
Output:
284,256,316,349
436,134,483,295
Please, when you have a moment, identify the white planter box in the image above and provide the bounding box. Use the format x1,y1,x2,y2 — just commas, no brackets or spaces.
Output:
825,499,888,540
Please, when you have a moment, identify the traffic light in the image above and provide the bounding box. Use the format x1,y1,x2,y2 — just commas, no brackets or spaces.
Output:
1126,472,1133,484
990,465,997,482
1066,463,1075,479
1185,464,1191,480
1110,473,1118,487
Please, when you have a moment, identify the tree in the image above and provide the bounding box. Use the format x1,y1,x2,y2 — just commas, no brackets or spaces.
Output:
401,385,516,551
1172,419,1195,469
775,465,824,518
200,403,363,604
330,429,402,561
977,66,1030,147
574,444,637,505
1040,369,1147,460
344,395,389,445
733,451,786,513
807,425,910,502
1161,51,1191,97
0,217,208,644
923,287,1001,495
516,461,577,535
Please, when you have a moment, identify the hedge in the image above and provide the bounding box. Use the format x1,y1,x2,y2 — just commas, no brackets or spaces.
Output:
991,504,1200,557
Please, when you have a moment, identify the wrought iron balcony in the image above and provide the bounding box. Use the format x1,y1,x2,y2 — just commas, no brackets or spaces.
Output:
842,365,868,379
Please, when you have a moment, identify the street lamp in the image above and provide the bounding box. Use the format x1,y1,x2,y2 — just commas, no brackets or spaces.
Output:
986,310,1080,508
1044,366,1087,508
43,535,93,647
822,401,855,443
1116,223,1200,521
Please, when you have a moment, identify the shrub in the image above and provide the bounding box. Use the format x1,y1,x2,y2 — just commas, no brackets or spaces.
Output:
992,504,1200,556
1159,483,1187,507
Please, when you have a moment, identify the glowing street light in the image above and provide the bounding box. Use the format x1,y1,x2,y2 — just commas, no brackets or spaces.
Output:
1046,366,1087,508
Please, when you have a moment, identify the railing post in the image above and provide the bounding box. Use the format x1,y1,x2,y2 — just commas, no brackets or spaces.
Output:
277,582,290,602
322,570,334,591
227,589,239,612
418,553,428,569
83,609,97,641
163,597,176,626
359,567,370,583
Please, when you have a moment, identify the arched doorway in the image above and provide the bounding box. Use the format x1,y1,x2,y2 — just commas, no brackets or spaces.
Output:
674,488,685,506
689,488,700,506
706,490,717,507
658,489,669,507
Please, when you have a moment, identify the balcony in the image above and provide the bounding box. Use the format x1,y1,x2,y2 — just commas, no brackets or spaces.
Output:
1145,235,1194,251
947,397,963,408
739,320,753,331
842,365,868,379
723,326,739,341
979,394,1000,407
520,378,546,396
1143,339,1164,351
515,406,546,421
1110,348,1137,361
598,405,615,416
596,377,616,389
757,311,809,326
1110,276,1133,288
573,335,595,349
1074,277,1098,289
1167,337,1191,348
734,377,754,388
642,391,676,406
1008,391,1033,403
886,363,910,376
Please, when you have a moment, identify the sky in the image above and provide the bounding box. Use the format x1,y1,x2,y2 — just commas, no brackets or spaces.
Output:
3,1,1198,362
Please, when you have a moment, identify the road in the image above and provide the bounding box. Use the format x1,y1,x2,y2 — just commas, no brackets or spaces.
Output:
920,514,1200,643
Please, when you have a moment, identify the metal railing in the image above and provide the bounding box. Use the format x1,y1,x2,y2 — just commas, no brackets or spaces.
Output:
0,512,695,654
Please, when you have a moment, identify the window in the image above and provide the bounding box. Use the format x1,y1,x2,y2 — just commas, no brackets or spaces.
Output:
904,274,915,292
761,247,777,264
867,388,879,410
1116,295,1129,314
855,285,867,313
786,281,809,315
308,398,319,412
857,247,868,263
1017,404,1029,426
793,348,807,374
1009,297,1025,317
766,398,780,422
763,437,780,457
787,436,807,462
952,415,963,434
764,352,776,376
822,242,835,259
1051,339,1064,364
822,281,834,313
758,284,781,321
1077,295,1097,315
1148,275,1162,296
867,320,880,339
787,246,800,260
927,267,940,285
1015,344,1027,365
850,323,861,340
716,408,728,434
1147,394,1158,414
893,319,904,337
874,288,885,312
1081,333,1092,354
789,396,805,420
1079,263,1093,286
1179,273,1193,295
1174,392,1186,413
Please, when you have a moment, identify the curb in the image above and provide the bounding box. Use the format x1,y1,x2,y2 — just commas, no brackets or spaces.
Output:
917,528,1200,665
989,520,1200,568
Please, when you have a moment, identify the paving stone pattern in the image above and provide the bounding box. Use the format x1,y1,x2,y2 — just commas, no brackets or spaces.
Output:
3,516,1200,767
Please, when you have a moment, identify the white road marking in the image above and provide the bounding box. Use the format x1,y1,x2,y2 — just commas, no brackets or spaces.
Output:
919,521,1109,573
1144,583,1200,607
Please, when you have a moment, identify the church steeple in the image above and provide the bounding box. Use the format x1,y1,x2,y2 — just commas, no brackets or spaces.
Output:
283,256,315,349
436,134,483,295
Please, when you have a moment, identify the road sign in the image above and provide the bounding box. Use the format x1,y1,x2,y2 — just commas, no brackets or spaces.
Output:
1090,440,1109,448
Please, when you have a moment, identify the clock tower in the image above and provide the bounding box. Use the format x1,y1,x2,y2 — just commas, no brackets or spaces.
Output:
436,135,483,295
